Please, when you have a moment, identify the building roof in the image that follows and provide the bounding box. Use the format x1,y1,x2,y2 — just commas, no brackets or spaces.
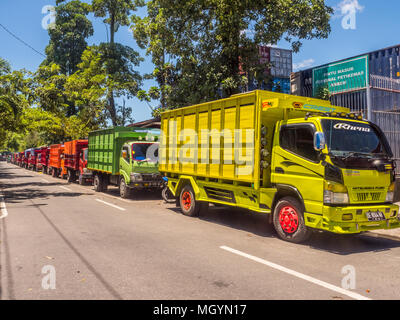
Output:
127,118,161,129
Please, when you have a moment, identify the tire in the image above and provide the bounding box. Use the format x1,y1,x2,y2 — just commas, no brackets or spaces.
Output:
162,186,175,203
101,175,108,192
119,177,131,199
42,166,47,174
273,196,311,243
93,174,102,192
78,174,85,185
179,184,207,217
67,170,75,183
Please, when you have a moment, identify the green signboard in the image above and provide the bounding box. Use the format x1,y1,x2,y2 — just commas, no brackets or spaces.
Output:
313,55,369,96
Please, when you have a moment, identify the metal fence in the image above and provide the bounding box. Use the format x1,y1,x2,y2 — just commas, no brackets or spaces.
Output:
371,110,400,171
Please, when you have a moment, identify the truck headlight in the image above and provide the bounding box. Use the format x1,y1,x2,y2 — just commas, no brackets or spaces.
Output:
324,181,349,204
386,182,395,202
131,173,143,181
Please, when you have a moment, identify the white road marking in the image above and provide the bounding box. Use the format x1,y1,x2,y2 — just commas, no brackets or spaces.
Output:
59,186,72,191
220,246,371,301
95,199,126,211
41,179,49,183
71,184,132,203
0,193,8,219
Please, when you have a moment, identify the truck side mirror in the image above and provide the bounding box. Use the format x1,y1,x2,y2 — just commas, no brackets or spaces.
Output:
313,132,326,151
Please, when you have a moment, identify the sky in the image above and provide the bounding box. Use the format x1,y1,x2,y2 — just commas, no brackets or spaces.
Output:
0,0,399,122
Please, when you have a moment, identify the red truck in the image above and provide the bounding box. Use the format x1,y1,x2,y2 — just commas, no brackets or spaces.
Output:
64,139,92,184
37,147,50,173
17,152,24,166
49,144,67,178
12,153,18,164
28,148,41,171
23,150,30,168
78,147,92,185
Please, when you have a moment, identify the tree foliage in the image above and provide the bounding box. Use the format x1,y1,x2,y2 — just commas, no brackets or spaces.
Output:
132,0,333,109
42,0,94,75
1,0,334,151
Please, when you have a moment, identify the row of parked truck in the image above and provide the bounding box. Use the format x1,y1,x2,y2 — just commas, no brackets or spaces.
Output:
9,127,164,198
5,90,400,243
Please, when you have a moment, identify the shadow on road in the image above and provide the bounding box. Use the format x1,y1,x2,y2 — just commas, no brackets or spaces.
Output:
304,232,400,255
172,204,400,255
102,186,163,201
3,188,91,204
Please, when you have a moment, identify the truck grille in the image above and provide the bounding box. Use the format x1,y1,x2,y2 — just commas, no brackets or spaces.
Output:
141,174,162,182
355,192,383,202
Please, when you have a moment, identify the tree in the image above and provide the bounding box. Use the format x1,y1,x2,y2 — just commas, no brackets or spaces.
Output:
92,0,144,125
42,0,94,76
132,2,174,112
0,57,11,75
133,0,333,108
0,70,30,135
314,85,331,101
65,44,141,126
32,64,70,115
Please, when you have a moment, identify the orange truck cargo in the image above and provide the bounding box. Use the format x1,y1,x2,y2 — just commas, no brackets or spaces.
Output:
49,144,67,178
64,139,91,183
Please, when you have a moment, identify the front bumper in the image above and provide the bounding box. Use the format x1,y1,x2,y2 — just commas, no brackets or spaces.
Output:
128,181,163,189
304,203,400,234
129,173,163,189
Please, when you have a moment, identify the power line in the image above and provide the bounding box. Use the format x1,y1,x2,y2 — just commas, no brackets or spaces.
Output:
0,23,46,58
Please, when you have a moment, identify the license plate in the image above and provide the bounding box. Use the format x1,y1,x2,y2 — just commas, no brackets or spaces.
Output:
366,210,385,222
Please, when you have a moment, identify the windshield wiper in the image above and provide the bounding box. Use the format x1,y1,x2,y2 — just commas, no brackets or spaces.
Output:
342,152,372,161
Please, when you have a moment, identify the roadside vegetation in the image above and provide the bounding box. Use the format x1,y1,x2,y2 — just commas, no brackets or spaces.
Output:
0,0,333,151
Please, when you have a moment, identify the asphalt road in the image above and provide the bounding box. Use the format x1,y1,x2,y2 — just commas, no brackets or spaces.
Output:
1,161,400,300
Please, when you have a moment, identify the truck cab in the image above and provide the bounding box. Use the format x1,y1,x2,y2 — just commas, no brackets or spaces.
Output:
78,148,92,185
119,141,162,197
270,113,398,240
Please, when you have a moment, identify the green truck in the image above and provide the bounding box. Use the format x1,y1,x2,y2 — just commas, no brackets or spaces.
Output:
159,90,400,243
87,127,162,198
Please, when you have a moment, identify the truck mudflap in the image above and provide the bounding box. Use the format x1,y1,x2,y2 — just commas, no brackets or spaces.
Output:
304,204,400,234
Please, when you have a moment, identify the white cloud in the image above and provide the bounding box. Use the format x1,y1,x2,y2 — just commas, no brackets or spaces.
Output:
293,59,315,71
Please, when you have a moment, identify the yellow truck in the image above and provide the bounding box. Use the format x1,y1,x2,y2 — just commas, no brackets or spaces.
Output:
159,90,400,243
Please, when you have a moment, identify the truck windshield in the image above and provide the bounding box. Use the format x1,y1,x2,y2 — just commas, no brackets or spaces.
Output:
132,143,157,161
321,119,389,159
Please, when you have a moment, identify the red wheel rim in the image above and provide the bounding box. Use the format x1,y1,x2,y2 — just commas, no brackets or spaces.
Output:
182,191,192,211
279,206,299,234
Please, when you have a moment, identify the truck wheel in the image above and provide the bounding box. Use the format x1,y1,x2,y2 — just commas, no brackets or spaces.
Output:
162,186,175,203
101,175,108,192
179,185,207,217
67,170,75,183
93,174,102,192
78,174,85,185
273,196,311,243
119,177,131,199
